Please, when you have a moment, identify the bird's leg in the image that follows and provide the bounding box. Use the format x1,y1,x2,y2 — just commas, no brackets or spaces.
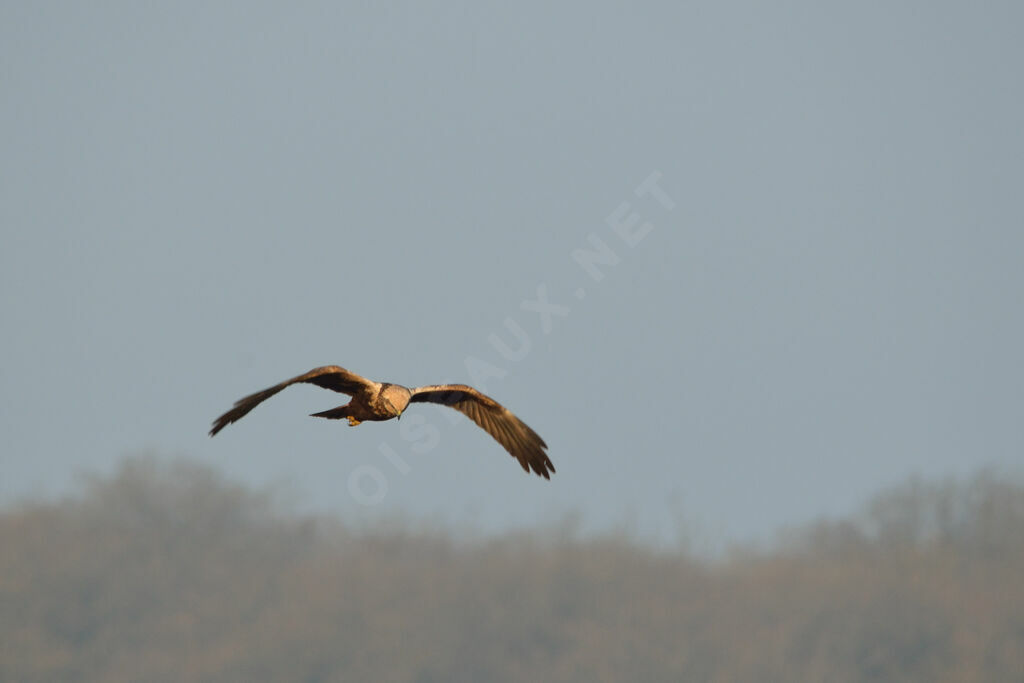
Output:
347,416,361,427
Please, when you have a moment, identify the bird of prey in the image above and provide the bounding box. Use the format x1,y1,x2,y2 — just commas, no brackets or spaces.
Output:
209,365,554,479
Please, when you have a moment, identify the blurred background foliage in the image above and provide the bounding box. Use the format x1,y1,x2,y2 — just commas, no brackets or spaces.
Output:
2,456,1022,682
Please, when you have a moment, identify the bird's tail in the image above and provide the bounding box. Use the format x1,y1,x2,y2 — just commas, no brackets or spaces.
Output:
309,405,353,420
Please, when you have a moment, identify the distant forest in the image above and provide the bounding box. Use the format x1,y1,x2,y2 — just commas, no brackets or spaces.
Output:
2,457,1022,682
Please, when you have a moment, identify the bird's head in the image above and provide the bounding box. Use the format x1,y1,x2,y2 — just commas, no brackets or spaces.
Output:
381,384,413,418
383,397,402,418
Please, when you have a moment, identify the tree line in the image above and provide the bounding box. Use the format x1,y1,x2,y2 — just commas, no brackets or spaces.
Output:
2,457,1021,682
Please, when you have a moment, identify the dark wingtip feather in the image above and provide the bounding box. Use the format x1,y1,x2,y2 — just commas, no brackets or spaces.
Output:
209,420,227,437
209,406,241,437
530,451,555,479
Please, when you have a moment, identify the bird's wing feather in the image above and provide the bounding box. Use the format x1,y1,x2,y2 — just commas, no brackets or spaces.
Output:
409,384,554,479
210,366,376,436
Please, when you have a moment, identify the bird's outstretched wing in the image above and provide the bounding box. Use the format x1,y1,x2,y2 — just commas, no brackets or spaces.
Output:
210,366,377,436
409,384,554,479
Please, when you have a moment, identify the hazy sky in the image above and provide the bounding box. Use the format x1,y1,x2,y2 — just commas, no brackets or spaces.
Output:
3,1,1022,551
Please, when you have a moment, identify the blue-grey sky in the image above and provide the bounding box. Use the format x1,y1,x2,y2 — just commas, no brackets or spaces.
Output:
3,1,1022,551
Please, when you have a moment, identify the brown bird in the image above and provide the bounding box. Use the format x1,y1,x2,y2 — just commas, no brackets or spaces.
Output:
210,365,554,479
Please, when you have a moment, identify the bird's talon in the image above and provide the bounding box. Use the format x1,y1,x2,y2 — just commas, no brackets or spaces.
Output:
347,416,361,427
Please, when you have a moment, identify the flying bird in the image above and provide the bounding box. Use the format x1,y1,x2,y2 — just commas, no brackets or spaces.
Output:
209,365,554,479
